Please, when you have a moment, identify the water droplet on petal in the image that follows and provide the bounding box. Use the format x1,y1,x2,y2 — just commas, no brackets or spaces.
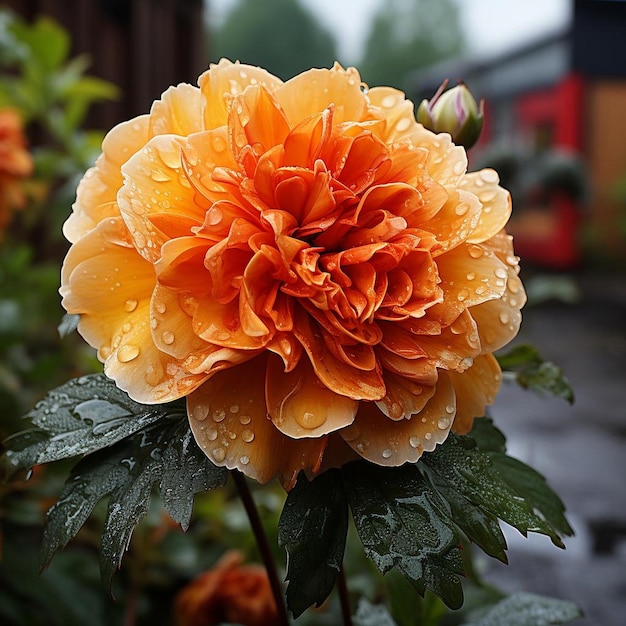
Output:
438,417,451,430
469,245,483,259
213,409,226,422
499,311,510,324
117,345,139,362
241,429,255,443
239,414,251,425
207,206,223,225
382,448,392,459
207,428,218,441
229,404,240,414
240,455,250,465
156,302,167,314
424,432,432,440
161,330,175,345
212,447,226,462
494,267,507,279
191,404,209,421
409,436,420,448
124,299,138,312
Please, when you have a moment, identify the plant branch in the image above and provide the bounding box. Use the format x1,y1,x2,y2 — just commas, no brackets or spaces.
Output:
338,564,354,626
232,469,290,626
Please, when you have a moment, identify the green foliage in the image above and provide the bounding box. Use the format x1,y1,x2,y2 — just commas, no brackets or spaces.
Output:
279,469,348,617
359,0,465,90
211,0,339,80
497,344,575,403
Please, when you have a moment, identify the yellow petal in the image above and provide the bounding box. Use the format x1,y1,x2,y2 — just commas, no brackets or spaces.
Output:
460,170,512,244
340,371,456,465
448,354,502,434
199,59,283,130
149,83,204,136
188,357,328,488
266,355,358,438
118,134,206,263
367,86,420,142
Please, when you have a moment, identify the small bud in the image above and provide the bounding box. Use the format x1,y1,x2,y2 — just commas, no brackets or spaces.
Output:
417,79,484,149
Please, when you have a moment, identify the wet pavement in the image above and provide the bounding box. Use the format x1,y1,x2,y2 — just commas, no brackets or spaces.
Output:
483,271,626,626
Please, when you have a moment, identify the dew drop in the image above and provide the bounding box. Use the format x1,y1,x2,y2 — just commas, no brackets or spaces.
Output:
457,289,469,302
382,448,392,459
356,442,365,452
207,206,223,225
424,432,432,441
191,404,209,421
161,330,175,345
124,299,138,312
438,417,451,430
213,409,226,422
409,436,420,448
239,414,251,425
122,322,132,333
446,404,455,414
240,455,250,465
455,202,469,216
207,428,218,441
156,302,167,314
242,429,255,443
212,447,226,462
494,267,507,279
499,311,510,324
117,344,139,362
229,404,240,414
468,245,484,259
466,271,476,281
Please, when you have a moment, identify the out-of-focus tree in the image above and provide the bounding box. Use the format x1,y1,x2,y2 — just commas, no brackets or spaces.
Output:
359,0,465,91
209,0,338,80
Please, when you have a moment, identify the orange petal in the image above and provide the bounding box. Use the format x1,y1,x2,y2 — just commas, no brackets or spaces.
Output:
460,170,512,244
149,83,204,136
118,135,205,262
64,115,150,242
199,59,283,130
340,371,456,465
367,86,419,142
266,354,358,438
60,218,209,403
276,63,368,127
375,371,437,420
448,354,502,434
187,357,328,489
292,305,386,400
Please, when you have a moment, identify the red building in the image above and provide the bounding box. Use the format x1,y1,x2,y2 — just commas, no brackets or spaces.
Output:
412,0,626,269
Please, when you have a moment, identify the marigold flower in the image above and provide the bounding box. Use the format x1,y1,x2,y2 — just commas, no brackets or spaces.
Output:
0,108,33,233
60,60,525,488
174,551,278,626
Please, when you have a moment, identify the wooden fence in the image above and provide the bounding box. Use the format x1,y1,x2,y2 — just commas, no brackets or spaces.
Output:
6,0,206,130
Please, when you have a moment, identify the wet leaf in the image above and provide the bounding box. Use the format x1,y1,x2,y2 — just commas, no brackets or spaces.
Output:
41,419,227,586
462,591,582,625
4,374,184,471
278,469,348,618
343,462,464,610
497,345,574,404
422,432,572,549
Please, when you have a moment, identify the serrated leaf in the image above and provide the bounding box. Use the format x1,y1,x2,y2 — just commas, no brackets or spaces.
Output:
422,434,572,548
4,374,184,471
497,345,574,403
278,469,348,618
41,419,227,586
342,462,464,610
433,484,508,563
463,591,582,626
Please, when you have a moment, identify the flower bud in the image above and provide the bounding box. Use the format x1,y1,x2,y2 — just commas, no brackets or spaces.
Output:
417,80,484,149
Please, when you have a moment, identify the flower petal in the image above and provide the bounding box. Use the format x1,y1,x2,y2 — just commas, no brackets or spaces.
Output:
188,357,328,489
266,354,358,438
340,371,456,465
448,354,502,434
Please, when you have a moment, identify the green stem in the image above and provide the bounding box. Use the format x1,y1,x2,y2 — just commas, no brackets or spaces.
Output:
338,564,354,626
232,470,290,626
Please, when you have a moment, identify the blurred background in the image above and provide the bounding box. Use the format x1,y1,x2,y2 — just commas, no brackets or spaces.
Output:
0,1,625,625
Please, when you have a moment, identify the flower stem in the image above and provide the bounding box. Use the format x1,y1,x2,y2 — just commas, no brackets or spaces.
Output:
338,564,354,626
232,469,290,626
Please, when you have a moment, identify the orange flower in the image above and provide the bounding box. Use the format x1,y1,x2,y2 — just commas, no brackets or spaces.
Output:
60,60,525,488
174,551,278,626
0,108,33,233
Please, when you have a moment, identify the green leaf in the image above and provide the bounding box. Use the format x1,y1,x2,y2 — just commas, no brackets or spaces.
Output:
467,417,506,453
422,433,572,549
12,16,70,71
463,592,582,625
41,418,227,586
343,462,464,610
4,374,185,471
278,469,348,618
497,345,574,403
